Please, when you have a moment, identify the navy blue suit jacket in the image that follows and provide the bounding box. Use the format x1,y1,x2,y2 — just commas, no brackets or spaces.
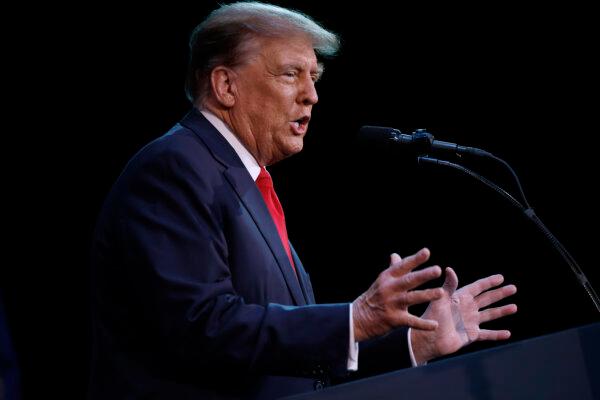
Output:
89,110,411,399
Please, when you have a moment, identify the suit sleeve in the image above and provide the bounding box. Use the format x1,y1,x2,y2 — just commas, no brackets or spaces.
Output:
357,327,413,376
330,327,412,384
96,137,349,377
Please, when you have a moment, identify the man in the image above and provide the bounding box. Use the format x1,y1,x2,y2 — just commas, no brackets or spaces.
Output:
89,3,517,399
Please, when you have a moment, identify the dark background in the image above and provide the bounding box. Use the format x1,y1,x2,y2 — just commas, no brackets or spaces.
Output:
4,1,599,398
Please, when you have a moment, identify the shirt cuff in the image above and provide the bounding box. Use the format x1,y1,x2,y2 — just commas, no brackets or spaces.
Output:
347,304,359,371
407,328,427,367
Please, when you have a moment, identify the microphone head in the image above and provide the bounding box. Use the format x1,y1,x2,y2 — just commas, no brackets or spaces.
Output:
357,126,401,145
357,125,434,162
358,126,436,154
358,125,400,141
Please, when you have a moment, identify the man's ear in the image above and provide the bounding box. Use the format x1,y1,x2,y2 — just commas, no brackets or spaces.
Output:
209,66,237,108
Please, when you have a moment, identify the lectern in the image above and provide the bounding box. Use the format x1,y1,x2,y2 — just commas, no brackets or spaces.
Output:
281,322,600,399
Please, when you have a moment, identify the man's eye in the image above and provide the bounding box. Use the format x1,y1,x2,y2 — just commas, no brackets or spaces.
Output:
284,72,297,78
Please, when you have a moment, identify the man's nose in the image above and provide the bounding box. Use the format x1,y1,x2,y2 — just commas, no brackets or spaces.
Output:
299,78,318,106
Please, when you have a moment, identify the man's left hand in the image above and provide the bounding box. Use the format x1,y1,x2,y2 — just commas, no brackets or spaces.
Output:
411,267,517,364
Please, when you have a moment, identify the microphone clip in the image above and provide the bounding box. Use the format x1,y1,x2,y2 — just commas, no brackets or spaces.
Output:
411,129,436,156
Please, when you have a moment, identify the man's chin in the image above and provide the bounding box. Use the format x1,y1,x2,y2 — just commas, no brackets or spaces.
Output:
270,141,304,164
286,139,304,156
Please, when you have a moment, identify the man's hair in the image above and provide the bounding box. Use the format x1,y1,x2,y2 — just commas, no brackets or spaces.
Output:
185,2,339,105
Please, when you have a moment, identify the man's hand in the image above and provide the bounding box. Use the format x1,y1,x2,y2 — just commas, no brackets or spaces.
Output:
352,248,444,342
411,267,518,364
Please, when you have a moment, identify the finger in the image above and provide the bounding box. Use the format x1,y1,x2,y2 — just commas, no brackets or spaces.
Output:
443,267,459,294
478,329,511,341
463,274,505,297
389,248,430,276
404,314,438,331
479,304,518,323
389,253,402,267
395,287,444,306
395,266,442,291
476,284,517,309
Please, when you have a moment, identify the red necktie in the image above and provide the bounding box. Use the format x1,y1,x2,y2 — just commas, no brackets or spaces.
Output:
255,167,296,273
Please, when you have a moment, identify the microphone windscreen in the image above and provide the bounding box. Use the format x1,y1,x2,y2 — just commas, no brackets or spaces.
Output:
357,126,398,145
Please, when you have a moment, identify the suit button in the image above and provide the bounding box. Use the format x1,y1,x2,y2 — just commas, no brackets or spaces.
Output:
314,380,324,391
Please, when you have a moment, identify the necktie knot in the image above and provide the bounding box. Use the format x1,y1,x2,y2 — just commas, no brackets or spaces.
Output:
256,167,274,189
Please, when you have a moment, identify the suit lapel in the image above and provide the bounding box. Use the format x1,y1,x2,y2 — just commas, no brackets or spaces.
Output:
223,167,306,306
180,110,306,306
291,244,315,304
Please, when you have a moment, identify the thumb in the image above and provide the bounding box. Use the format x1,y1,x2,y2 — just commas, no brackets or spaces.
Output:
389,253,402,267
443,267,459,294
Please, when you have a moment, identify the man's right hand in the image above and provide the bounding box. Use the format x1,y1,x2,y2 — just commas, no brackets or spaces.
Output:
352,248,443,342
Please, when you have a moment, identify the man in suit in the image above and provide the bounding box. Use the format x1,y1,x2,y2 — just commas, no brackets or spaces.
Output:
89,3,517,399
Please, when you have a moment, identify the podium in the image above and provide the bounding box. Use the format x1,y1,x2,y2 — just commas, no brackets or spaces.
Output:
282,322,600,399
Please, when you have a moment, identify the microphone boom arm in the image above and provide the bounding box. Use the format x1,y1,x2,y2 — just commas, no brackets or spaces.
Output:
418,156,600,314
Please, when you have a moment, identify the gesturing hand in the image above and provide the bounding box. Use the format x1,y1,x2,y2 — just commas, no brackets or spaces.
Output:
352,248,444,342
411,267,518,364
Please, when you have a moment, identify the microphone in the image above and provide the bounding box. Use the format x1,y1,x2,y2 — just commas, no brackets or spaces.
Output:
358,126,490,157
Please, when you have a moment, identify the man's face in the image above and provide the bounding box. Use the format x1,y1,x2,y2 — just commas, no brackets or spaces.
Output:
228,35,320,165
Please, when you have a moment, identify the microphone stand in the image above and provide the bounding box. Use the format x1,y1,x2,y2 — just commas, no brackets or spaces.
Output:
417,155,600,314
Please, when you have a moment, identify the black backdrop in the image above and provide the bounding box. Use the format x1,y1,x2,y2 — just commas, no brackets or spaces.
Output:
4,1,599,398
